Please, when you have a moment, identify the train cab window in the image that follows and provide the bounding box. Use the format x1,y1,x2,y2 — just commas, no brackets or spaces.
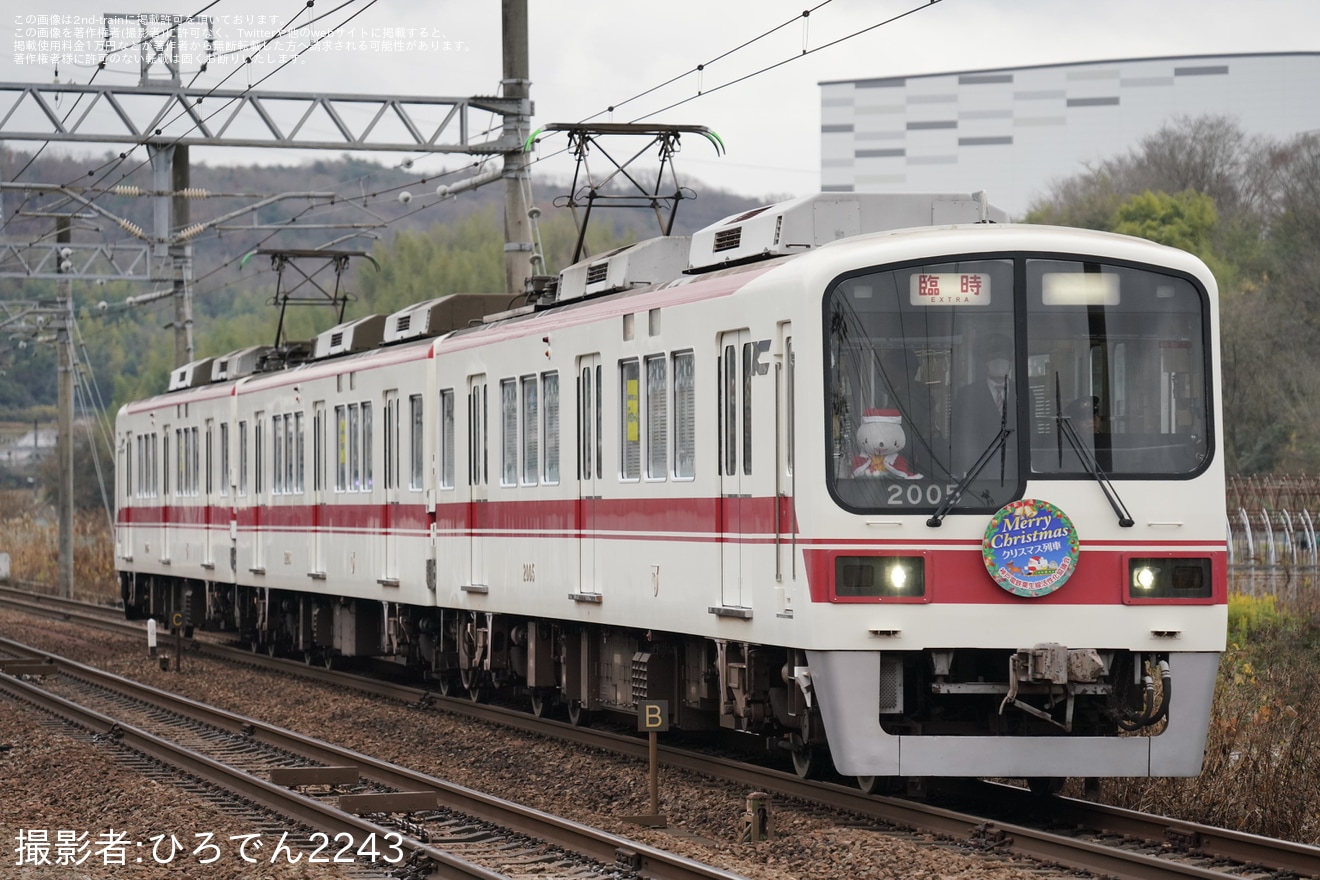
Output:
1024,260,1209,477
673,351,695,479
542,372,559,485
409,394,424,490
826,258,1019,513
439,389,455,489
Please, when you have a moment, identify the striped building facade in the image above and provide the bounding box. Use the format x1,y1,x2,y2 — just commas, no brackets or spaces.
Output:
820,53,1320,217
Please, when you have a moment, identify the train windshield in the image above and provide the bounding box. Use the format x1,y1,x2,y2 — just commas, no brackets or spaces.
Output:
825,255,1210,514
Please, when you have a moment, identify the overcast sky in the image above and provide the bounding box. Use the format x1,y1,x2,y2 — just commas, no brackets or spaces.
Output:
4,0,1318,202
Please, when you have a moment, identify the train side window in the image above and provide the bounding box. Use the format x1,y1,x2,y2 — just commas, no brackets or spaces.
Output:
409,394,424,491
521,375,539,486
334,405,347,492
349,403,361,491
501,378,518,486
673,351,695,479
219,423,229,496
439,389,455,490
645,354,667,480
238,420,248,496
619,358,640,481
542,372,559,485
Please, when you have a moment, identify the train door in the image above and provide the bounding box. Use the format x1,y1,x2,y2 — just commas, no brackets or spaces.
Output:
382,390,400,585
577,354,602,596
161,425,172,564
204,420,215,568
719,331,751,609
467,375,488,589
311,402,326,577
252,413,266,572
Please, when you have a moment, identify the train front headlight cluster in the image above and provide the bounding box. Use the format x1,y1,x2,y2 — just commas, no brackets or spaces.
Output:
834,556,925,600
1127,557,1212,600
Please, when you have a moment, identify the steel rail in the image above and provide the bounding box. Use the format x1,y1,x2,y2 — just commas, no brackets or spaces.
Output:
0,637,746,880
0,669,505,879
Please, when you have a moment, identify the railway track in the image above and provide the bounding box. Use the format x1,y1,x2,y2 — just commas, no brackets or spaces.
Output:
4,586,1319,879
0,636,747,880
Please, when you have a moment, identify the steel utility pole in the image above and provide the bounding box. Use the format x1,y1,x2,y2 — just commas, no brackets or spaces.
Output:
56,215,74,598
502,0,535,294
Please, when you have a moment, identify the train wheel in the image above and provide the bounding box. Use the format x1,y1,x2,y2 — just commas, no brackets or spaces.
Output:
856,776,881,795
791,746,822,780
460,666,488,703
435,673,456,697
567,700,589,727
322,653,336,670
529,689,550,718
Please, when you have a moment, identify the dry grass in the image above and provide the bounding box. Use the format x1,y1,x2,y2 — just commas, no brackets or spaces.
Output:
0,489,118,604
3,490,1319,841
1103,592,1320,842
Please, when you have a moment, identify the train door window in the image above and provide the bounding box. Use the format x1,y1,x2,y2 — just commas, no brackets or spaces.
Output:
721,345,737,476
500,378,518,486
742,342,754,475
294,412,304,493
786,337,795,476
439,388,455,489
163,429,170,497
579,366,593,480
238,420,248,496
409,394,424,490
348,403,361,491
205,424,213,495
645,354,667,480
272,416,284,494
619,358,641,481
673,351,695,479
362,401,374,492
313,405,324,493
542,372,559,485
220,423,229,496
334,405,347,492
521,375,539,485
191,427,199,495
384,391,400,491
284,415,295,494
254,415,264,495
468,377,488,487
124,433,131,500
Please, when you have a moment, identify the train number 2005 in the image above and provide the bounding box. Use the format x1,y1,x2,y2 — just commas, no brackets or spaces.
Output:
886,482,961,506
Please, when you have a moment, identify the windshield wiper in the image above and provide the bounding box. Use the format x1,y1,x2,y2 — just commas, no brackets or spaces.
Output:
1058,411,1135,528
926,425,1013,527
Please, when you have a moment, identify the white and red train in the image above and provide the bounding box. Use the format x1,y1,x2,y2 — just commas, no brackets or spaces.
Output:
116,192,1226,787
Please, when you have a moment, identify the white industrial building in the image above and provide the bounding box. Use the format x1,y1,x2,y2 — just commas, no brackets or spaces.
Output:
820,52,1320,218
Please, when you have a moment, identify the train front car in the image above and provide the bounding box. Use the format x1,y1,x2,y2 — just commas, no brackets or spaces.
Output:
795,223,1225,785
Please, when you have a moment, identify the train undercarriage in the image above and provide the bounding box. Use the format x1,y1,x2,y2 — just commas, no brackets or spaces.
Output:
122,571,1164,784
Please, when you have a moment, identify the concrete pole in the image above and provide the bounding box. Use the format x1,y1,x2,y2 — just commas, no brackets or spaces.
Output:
171,144,194,366
501,0,534,296
56,216,74,599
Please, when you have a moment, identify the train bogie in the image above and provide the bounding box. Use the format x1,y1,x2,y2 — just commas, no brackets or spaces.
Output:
117,192,1227,782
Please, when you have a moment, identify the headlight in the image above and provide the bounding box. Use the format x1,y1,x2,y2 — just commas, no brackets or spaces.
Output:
1127,558,1212,599
835,556,925,599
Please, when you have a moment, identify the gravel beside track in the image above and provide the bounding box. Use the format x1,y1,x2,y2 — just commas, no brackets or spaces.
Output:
0,609,1080,879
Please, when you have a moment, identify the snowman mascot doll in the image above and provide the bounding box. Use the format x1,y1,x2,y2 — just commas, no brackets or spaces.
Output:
851,409,921,479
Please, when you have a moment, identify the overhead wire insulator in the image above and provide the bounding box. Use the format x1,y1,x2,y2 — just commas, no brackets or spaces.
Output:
117,218,146,238
176,223,206,241
112,185,143,196
180,188,209,198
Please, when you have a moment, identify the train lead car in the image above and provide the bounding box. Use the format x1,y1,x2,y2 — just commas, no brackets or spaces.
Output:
117,192,1226,789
